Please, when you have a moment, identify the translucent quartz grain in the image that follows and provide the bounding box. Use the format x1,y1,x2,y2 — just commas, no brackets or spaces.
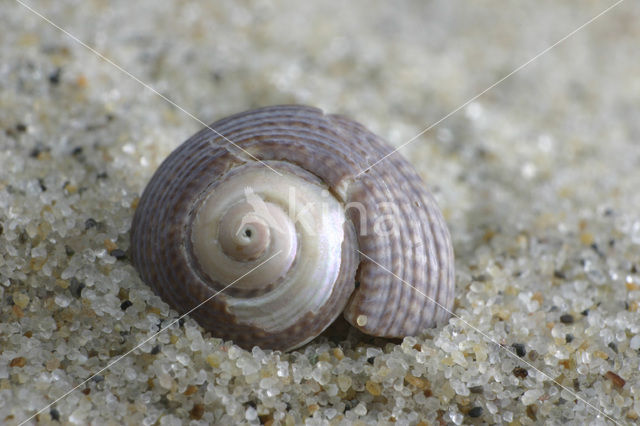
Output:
353,403,367,416
325,408,337,419
449,411,463,425
337,375,352,392
244,407,258,421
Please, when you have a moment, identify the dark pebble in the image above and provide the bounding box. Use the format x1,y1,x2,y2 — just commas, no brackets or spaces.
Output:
581,309,589,316
85,218,97,230
158,394,169,407
110,249,127,260
513,367,528,379
553,270,566,279
0,222,3,236
69,277,85,298
120,300,133,311
65,245,75,257
178,318,185,327
468,406,483,418
367,357,375,365
565,334,574,343
91,375,104,383
512,343,526,357
16,123,27,132
608,342,618,353
72,147,83,156
604,370,626,388
50,408,60,421
97,172,109,179
151,345,161,355
49,68,61,85
469,385,484,394
560,314,574,324
526,404,537,420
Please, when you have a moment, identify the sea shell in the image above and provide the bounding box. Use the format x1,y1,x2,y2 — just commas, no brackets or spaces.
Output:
130,105,455,351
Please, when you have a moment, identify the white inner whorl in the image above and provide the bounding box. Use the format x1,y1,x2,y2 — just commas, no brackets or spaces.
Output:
190,164,347,333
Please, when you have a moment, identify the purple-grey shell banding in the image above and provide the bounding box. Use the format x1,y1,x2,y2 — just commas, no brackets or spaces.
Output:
130,105,455,351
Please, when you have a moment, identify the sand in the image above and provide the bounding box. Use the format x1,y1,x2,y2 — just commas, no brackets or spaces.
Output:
1,0,639,424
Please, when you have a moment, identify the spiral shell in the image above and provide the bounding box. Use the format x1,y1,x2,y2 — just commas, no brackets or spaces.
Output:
130,105,454,351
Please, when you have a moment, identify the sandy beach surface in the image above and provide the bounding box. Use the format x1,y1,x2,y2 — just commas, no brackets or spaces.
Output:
1,1,639,424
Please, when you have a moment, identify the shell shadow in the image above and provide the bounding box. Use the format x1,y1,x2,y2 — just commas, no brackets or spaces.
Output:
309,315,403,351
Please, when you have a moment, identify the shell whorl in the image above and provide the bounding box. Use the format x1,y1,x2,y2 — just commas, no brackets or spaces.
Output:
130,105,455,351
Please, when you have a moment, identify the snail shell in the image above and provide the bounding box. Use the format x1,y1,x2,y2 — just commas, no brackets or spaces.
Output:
130,105,454,351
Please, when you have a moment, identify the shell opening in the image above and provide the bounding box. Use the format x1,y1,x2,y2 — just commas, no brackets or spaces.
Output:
189,163,352,335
